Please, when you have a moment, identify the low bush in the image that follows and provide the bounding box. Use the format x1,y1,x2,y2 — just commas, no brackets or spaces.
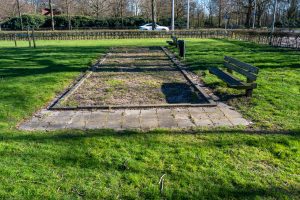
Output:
2,14,45,30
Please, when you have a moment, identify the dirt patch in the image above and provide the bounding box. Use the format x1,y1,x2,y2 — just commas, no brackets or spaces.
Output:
56,46,207,107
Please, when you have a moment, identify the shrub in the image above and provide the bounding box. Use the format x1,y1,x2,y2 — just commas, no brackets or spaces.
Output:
93,19,109,28
71,16,92,28
3,15,149,30
2,15,45,30
43,15,69,28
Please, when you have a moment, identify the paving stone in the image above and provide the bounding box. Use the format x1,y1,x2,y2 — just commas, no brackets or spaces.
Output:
19,105,250,130
106,110,124,130
19,111,70,131
173,108,195,128
210,117,233,127
194,119,214,127
86,111,108,129
43,111,75,130
123,110,141,129
228,118,250,126
203,107,225,119
19,117,46,131
67,111,91,129
219,107,243,119
188,107,213,126
157,109,177,128
140,109,158,129
203,107,222,113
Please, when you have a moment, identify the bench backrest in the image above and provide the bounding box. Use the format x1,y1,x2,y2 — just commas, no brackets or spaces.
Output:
224,56,259,82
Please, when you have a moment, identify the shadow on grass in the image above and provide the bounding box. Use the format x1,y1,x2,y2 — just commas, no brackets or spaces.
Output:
0,128,298,199
1,128,299,143
0,46,108,78
184,39,300,71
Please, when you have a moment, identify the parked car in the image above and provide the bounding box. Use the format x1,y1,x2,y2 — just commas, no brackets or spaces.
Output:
139,23,169,31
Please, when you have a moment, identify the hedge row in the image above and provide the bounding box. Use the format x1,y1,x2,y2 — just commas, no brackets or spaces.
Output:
1,15,187,30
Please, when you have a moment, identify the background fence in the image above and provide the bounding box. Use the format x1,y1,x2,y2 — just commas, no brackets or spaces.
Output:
0,30,228,40
0,29,299,49
230,30,300,49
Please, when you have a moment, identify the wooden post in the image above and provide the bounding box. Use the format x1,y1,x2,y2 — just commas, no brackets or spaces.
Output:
178,40,186,59
27,27,32,47
246,89,253,97
31,28,36,48
14,34,17,47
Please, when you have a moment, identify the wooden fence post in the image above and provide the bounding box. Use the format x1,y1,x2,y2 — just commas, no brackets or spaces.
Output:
27,26,32,48
14,34,17,47
31,28,36,48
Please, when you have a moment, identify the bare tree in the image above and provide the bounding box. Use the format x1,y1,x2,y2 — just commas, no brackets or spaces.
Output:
65,0,72,30
16,0,24,30
49,0,55,30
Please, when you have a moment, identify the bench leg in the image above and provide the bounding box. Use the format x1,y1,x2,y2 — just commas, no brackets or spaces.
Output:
246,89,253,97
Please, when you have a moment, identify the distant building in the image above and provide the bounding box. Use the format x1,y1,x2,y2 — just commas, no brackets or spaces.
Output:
41,8,61,16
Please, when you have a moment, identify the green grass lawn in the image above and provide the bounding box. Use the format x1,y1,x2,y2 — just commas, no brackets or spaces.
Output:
0,39,299,199
170,39,300,131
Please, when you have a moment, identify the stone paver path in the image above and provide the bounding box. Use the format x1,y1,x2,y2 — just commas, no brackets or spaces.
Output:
19,103,251,131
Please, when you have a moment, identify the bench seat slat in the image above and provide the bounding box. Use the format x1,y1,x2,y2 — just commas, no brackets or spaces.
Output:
224,62,257,81
209,67,256,89
225,56,259,74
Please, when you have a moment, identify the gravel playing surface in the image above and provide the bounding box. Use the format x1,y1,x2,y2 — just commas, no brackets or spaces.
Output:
58,46,207,107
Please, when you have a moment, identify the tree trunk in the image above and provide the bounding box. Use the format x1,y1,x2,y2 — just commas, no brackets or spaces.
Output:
49,0,55,31
16,0,24,30
121,0,124,28
218,0,222,28
66,0,71,30
96,0,100,19
151,0,157,30
245,0,253,28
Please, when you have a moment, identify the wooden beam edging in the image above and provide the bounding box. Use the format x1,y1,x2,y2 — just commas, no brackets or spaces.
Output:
49,103,216,111
161,46,216,106
47,52,110,110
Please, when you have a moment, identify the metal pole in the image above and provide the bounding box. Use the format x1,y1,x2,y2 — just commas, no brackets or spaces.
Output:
171,0,175,31
252,0,257,29
271,0,278,33
187,0,190,29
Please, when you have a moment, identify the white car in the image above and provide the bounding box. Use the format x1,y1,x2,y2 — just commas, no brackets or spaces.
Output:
139,23,169,31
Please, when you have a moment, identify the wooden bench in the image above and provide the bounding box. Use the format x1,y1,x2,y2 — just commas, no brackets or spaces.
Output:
166,36,178,47
209,56,259,97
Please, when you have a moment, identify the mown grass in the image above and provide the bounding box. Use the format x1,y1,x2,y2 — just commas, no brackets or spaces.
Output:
170,39,300,130
0,39,299,199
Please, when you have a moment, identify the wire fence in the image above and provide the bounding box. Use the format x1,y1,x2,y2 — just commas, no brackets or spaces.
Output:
0,29,299,49
0,30,228,41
